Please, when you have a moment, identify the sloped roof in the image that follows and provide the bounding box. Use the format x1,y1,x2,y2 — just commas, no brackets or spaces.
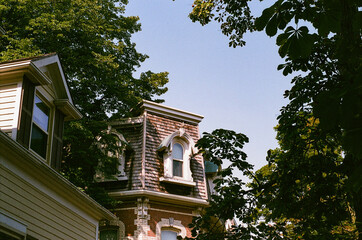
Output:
0,53,82,120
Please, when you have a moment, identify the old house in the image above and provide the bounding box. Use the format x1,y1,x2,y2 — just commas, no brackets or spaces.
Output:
0,54,118,240
0,53,223,240
97,100,212,239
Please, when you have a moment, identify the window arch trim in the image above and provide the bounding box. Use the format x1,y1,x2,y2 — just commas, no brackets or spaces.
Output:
157,128,196,154
156,218,186,240
158,128,196,186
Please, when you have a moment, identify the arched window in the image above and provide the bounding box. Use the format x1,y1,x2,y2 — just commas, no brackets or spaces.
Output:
156,218,186,240
172,143,183,177
158,128,196,186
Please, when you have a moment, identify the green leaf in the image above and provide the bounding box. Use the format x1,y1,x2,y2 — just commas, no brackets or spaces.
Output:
255,6,275,31
276,32,288,46
265,14,278,37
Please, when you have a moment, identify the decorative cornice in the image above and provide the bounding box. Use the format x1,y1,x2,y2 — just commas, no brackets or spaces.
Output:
142,100,203,125
157,128,197,154
108,190,209,207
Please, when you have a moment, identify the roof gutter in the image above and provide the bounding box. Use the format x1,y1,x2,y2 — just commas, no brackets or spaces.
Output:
108,190,209,207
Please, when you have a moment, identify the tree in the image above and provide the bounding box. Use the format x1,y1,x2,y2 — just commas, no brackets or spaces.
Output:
189,0,361,238
187,129,297,240
189,127,356,239
262,116,357,239
0,0,168,206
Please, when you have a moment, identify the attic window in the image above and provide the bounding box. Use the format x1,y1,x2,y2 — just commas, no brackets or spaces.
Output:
172,143,183,177
30,95,50,158
94,130,128,182
158,128,196,187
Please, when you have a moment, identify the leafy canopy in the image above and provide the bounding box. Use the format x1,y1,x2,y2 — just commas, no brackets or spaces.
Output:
189,0,361,238
189,126,356,239
0,0,169,206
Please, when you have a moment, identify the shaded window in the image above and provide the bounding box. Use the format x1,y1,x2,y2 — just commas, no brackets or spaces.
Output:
17,77,35,148
161,230,177,240
172,143,183,177
94,132,128,182
30,95,50,158
100,229,118,240
0,232,21,240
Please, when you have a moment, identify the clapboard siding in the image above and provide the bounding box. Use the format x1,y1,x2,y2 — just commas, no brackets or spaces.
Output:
0,83,21,137
0,165,97,240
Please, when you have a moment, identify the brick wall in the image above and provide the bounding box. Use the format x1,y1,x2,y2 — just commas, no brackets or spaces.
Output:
148,207,194,238
115,198,197,239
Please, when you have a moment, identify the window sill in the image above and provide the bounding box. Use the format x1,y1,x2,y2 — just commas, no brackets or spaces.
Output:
159,177,196,187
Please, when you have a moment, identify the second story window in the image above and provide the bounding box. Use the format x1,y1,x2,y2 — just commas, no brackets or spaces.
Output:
158,129,197,187
172,143,183,177
30,95,50,159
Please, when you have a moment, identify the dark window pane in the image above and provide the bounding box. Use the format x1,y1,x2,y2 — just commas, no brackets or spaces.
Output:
33,96,49,131
0,231,20,240
30,124,47,158
172,143,183,160
173,160,183,177
100,230,118,240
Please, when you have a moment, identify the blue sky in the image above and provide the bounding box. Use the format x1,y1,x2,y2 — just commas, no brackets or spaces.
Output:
126,0,292,172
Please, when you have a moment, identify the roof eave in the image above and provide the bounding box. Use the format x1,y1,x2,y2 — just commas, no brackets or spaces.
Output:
142,100,204,125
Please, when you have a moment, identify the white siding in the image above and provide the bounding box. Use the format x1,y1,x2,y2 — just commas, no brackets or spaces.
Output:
0,83,22,139
0,164,98,240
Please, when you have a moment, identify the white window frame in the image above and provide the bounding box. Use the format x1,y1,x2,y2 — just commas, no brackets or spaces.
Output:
159,128,196,187
168,138,192,181
0,212,27,240
156,218,186,240
29,92,52,161
171,141,184,177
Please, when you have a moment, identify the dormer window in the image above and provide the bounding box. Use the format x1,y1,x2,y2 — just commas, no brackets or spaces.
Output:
30,95,50,158
94,130,128,182
158,129,196,187
109,136,126,179
172,143,183,177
